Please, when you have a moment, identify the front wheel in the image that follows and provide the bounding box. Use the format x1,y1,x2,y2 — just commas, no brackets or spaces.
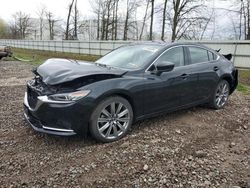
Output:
89,96,133,142
210,80,230,109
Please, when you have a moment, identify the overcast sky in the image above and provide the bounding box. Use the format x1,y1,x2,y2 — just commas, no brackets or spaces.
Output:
0,0,93,21
0,0,240,39
0,0,233,21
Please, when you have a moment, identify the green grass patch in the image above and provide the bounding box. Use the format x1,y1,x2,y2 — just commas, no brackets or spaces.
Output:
5,48,100,66
238,69,250,86
238,69,250,95
237,83,250,95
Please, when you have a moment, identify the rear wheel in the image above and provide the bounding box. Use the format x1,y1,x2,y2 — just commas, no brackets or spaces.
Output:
210,80,230,109
89,96,133,142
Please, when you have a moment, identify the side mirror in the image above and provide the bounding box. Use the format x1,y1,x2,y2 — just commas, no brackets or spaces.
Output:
155,61,175,74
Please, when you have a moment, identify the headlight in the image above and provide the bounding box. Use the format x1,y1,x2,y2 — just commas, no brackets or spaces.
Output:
38,90,90,104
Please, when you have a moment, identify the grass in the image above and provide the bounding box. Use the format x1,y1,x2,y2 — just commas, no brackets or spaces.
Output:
237,83,250,95
238,69,250,85
237,69,250,95
5,48,100,66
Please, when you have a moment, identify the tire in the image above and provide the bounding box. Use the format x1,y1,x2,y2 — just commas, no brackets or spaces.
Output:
210,80,230,109
89,96,133,143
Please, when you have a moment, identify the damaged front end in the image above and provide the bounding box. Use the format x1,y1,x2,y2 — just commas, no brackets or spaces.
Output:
23,58,125,136
23,75,82,136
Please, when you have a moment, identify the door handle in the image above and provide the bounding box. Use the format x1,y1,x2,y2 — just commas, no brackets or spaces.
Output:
213,66,219,71
180,73,189,79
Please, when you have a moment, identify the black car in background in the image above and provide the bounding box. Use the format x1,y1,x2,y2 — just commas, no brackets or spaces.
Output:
0,46,12,59
23,43,238,142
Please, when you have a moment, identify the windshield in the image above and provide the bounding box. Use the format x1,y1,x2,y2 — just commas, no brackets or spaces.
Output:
96,45,162,70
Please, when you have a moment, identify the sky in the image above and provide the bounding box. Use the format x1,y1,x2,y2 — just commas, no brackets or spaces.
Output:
0,0,93,22
0,0,240,39
0,0,232,21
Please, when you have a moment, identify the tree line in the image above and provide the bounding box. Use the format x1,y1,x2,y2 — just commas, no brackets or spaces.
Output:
0,0,249,41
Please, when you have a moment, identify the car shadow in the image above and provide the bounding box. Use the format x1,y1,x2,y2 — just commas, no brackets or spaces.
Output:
22,105,211,148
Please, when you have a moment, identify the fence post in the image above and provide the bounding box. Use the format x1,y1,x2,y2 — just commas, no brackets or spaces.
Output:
99,41,101,56
62,40,64,53
232,41,238,66
54,41,56,53
88,41,91,56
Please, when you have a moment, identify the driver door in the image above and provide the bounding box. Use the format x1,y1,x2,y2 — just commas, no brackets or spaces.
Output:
143,46,198,115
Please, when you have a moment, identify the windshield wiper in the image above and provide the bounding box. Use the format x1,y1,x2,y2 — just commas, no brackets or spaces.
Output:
67,59,80,65
95,62,107,67
95,62,114,69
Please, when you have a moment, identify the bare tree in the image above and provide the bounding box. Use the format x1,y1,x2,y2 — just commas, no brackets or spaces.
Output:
199,6,215,40
36,5,46,40
97,0,101,40
123,0,140,40
0,18,8,39
247,0,250,39
166,0,205,41
149,0,155,40
231,16,239,39
161,0,168,40
74,0,78,39
114,0,119,40
123,0,130,40
70,0,89,40
45,11,59,40
91,0,122,40
65,0,75,40
139,0,150,40
105,0,112,40
227,0,250,40
90,0,109,40
10,12,32,39
111,0,116,40
9,24,19,39
241,0,250,39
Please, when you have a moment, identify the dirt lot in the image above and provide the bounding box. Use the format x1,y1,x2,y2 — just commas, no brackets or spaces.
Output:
0,60,249,188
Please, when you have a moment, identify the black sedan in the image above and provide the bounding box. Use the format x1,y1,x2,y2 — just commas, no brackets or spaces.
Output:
24,42,238,142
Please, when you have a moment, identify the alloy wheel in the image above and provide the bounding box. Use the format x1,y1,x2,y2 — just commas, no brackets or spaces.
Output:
215,81,229,108
97,102,130,139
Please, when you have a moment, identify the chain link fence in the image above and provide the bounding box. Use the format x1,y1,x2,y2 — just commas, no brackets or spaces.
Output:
0,39,250,68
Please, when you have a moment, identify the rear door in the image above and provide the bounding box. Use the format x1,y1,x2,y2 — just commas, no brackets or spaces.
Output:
185,46,220,101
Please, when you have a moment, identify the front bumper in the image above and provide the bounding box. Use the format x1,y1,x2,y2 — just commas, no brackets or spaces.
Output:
23,92,93,136
23,109,76,136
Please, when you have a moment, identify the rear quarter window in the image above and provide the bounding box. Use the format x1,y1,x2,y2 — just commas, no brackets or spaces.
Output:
208,51,218,61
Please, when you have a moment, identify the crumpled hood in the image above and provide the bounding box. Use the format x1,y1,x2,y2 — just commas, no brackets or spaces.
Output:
36,58,126,85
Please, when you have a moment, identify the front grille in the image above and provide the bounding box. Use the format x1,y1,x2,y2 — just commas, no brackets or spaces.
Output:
27,86,39,109
24,105,42,128
26,76,56,109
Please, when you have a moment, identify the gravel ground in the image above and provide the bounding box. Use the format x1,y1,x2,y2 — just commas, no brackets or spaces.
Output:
0,60,249,188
